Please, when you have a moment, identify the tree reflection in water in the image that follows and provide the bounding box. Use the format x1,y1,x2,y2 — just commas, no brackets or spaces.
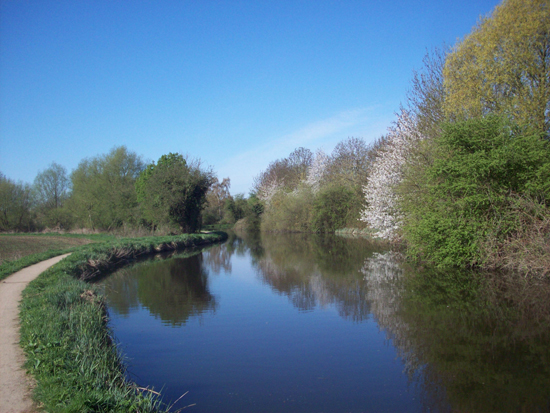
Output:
252,233,385,321
102,232,550,411
104,253,217,327
202,244,232,275
362,251,550,413
247,233,550,412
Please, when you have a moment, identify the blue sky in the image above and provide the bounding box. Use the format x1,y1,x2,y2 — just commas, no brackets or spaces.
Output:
1,0,501,195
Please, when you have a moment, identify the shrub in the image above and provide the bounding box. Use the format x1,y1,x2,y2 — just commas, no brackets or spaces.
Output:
401,115,550,268
261,187,314,232
311,186,355,232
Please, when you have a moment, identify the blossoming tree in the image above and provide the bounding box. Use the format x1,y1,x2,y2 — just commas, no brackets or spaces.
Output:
360,110,424,240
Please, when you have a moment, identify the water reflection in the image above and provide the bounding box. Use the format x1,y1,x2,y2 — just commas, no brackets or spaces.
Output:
361,251,550,412
251,233,385,321
101,232,550,412
247,234,550,412
104,253,217,326
202,244,232,275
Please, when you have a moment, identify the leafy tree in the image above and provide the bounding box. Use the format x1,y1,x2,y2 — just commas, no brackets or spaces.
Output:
323,137,374,224
401,115,550,267
69,146,144,230
244,193,264,231
223,193,249,224
0,173,35,231
136,153,213,233
325,137,372,192
443,0,550,135
33,162,71,228
260,184,315,232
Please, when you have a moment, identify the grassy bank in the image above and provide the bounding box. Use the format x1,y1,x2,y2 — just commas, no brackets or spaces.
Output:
17,232,227,412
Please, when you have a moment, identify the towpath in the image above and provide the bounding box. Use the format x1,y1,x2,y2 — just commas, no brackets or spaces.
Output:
0,254,70,413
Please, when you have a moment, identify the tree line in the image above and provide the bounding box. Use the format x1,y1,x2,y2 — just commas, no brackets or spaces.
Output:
253,0,550,274
0,147,255,234
2,0,547,274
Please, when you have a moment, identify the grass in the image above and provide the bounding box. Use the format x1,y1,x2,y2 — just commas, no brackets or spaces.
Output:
0,234,92,264
0,233,116,281
12,232,227,412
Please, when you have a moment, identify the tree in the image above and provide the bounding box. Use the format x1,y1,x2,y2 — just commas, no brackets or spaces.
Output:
0,173,35,231
253,147,313,203
312,185,355,232
33,162,71,228
360,110,425,240
443,0,550,135
405,46,448,139
223,193,249,224
325,137,372,192
203,177,231,225
306,149,329,192
136,153,214,233
70,146,144,230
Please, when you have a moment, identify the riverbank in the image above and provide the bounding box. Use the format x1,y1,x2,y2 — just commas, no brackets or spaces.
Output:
8,232,226,412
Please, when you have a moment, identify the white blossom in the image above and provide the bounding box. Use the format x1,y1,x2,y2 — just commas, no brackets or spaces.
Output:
360,110,424,240
305,149,328,193
256,179,281,205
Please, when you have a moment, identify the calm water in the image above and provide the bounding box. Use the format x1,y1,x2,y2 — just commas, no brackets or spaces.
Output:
100,232,550,412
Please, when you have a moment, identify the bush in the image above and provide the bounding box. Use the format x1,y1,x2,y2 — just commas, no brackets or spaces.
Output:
311,186,355,232
401,115,550,268
261,187,314,232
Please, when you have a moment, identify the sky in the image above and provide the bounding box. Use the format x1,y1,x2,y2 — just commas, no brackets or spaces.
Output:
0,0,502,195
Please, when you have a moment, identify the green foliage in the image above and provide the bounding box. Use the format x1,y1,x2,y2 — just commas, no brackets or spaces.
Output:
136,153,213,233
241,193,264,232
221,193,247,224
261,186,315,232
311,185,355,232
203,177,232,225
443,0,550,134
255,140,379,233
69,146,145,230
323,137,371,195
0,172,36,231
401,115,550,267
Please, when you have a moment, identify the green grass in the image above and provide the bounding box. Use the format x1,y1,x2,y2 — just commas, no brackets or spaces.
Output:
16,232,227,412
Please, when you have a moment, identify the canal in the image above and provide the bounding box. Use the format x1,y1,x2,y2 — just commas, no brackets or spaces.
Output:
99,232,550,412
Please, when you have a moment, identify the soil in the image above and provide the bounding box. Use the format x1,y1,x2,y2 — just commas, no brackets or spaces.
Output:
0,254,70,413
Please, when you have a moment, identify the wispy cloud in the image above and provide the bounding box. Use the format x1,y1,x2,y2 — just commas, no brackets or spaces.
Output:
218,107,390,195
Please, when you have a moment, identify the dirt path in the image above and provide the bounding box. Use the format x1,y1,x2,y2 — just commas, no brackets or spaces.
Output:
0,254,70,413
